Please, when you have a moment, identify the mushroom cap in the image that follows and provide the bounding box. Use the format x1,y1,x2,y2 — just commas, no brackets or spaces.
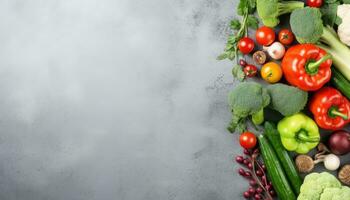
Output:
295,155,314,173
338,165,350,186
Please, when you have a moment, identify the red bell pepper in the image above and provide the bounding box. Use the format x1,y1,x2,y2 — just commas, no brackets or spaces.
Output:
309,87,350,130
281,44,332,91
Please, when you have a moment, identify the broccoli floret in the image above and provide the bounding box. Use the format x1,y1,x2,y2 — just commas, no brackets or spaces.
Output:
257,0,304,27
267,83,308,116
227,82,270,133
290,7,350,81
290,7,324,43
320,187,350,200
298,172,343,200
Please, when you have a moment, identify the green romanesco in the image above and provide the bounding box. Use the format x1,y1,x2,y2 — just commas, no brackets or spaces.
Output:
267,83,308,116
298,172,350,200
320,187,350,200
227,82,270,133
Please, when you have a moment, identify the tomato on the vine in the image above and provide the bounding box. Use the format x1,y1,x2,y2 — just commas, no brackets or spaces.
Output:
255,26,275,46
239,132,257,149
278,29,294,45
238,37,255,54
307,0,323,7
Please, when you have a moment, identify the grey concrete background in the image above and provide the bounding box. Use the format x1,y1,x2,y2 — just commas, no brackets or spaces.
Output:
0,0,245,199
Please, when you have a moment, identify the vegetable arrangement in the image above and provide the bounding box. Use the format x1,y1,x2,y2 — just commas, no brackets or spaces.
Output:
219,0,350,199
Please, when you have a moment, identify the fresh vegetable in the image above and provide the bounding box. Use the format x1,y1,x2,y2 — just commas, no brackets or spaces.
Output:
337,4,350,46
255,26,275,46
320,187,350,200
239,132,257,149
266,83,308,116
295,155,315,173
315,154,340,171
281,44,332,91
264,122,302,195
232,65,246,81
277,113,320,154
331,67,350,100
256,0,304,27
307,0,323,8
263,42,285,60
235,149,275,199
227,82,270,133
239,59,247,67
295,143,340,172
328,130,350,155
297,172,350,200
260,62,282,83
290,7,350,81
258,134,296,200
278,29,294,45
238,37,255,54
320,0,339,27
243,64,258,77
338,165,350,186
217,0,258,61
253,51,267,65
309,87,350,130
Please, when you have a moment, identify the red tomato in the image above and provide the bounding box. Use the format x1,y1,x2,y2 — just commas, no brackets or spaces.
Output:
278,29,294,45
239,132,257,149
307,0,323,7
243,64,258,77
238,37,255,54
255,26,275,46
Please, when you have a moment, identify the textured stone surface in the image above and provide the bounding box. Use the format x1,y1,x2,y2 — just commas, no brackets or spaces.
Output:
2,1,349,199
0,0,244,199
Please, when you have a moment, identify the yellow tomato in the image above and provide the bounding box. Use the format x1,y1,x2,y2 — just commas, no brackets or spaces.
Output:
261,62,283,83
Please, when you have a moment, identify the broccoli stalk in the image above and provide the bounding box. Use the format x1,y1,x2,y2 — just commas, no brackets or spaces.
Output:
318,27,350,81
257,0,304,27
227,82,270,133
290,7,350,81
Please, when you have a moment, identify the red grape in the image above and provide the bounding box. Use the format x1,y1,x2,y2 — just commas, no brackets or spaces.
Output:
235,155,244,163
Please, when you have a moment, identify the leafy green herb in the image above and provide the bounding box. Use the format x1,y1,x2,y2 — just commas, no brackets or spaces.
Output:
247,15,259,29
230,19,241,30
218,0,257,64
232,65,245,81
320,1,339,27
335,16,342,26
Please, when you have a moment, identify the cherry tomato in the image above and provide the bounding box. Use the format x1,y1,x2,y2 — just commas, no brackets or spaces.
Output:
243,64,258,77
239,59,247,67
255,26,275,46
278,29,294,45
307,0,323,7
239,132,257,149
261,62,283,83
238,37,255,54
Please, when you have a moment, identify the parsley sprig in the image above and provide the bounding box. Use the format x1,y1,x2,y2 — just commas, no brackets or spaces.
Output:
217,0,258,62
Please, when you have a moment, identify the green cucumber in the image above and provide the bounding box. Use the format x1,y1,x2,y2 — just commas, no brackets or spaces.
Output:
331,67,350,99
264,122,302,195
258,134,296,200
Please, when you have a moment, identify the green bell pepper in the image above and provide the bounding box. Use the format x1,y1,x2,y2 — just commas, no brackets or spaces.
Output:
277,113,320,154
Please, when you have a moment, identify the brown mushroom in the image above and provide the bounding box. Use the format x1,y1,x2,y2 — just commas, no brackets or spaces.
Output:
295,155,314,173
338,165,350,186
253,51,267,65
317,143,330,154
